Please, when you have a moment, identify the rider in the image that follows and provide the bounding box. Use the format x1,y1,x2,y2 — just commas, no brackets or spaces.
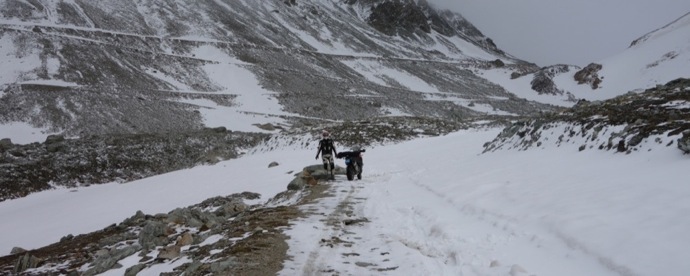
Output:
315,130,338,179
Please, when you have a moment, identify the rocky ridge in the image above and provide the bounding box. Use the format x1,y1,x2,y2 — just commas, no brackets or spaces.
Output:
1,114,495,203
255,115,510,151
0,128,269,202
0,190,297,275
483,78,690,154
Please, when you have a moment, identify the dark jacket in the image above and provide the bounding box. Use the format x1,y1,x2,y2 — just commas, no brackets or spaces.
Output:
316,138,337,158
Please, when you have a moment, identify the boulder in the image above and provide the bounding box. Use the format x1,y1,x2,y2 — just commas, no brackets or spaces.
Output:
45,135,67,153
491,59,505,68
287,164,348,190
156,245,181,260
45,135,65,144
14,253,41,274
83,245,141,276
168,208,222,228
218,200,248,217
574,63,603,89
176,232,194,246
124,264,146,276
531,71,559,95
303,164,345,179
0,138,12,151
287,170,317,190
10,247,27,255
138,221,173,250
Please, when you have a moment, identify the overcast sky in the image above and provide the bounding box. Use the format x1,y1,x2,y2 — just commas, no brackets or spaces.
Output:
428,0,690,67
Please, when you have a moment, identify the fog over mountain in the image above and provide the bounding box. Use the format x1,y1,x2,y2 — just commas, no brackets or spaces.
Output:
428,0,690,67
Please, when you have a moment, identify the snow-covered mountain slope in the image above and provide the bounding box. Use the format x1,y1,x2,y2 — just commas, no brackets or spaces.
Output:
504,12,690,105
563,12,690,100
0,0,552,142
482,78,690,164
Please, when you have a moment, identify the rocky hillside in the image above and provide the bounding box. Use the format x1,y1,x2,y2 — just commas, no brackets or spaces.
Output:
0,189,302,275
1,0,544,205
0,128,269,202
0,114,493,203
483,78,690,154
0,0,551,138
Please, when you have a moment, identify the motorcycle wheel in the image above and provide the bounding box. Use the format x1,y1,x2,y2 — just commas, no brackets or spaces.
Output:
346,165,355,181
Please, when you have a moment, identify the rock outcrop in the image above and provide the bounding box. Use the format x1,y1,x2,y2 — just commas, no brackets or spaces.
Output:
0,129,269,202
530,65,571,95
0,191,301,275
574,63,603,89
484,78,690,154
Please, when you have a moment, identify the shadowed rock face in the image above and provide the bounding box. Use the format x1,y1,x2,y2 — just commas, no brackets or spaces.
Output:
368,1,431,36
531,65,572,95
366,0,504,54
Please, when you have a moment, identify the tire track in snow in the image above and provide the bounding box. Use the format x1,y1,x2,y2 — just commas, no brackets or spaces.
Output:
301,180,358,275
392,172,633,276
283,173,399,275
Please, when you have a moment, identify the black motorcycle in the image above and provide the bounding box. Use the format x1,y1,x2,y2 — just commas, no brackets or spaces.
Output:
336,149,365,181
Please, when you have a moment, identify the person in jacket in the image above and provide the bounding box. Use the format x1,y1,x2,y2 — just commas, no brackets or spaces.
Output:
315,130,338,179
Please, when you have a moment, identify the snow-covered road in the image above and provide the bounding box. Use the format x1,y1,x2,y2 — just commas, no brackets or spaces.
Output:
2,128,688,275
279,129,690,276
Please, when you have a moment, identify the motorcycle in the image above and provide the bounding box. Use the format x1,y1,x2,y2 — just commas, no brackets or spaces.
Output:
336,149,365,181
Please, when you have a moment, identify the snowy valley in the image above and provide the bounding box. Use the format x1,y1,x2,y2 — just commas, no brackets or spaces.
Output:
0,1,689,275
